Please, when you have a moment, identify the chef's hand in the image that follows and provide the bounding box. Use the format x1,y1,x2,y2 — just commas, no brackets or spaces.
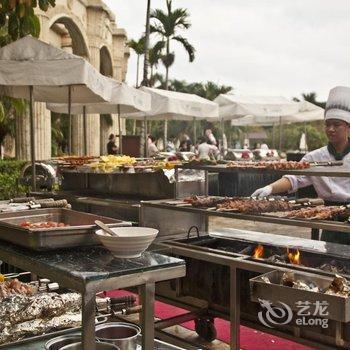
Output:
251,185,273,199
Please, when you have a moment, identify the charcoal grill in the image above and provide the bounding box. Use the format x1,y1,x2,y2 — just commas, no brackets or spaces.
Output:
151,229,350,349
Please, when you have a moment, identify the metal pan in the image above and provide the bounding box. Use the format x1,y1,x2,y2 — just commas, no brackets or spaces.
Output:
0,208,131,250
250,269,350,322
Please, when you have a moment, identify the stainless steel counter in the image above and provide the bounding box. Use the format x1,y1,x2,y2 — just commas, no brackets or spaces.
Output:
0,242,185,350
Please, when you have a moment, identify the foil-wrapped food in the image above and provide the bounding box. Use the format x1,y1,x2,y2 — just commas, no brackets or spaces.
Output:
0,292,81,331
325,275,350,297
280,271,350,296
0,312,82,345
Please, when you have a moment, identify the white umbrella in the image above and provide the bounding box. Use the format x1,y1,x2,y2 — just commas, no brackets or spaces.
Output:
214,94,300,120
230,101,324,126
128,86,219,120
0,36,113,189
126,86,219,156
47,82,151,154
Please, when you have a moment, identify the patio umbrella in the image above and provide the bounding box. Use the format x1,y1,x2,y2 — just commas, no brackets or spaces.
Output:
125,86,219,156
46,81,151,154
0,36,114,189
215,94,323,149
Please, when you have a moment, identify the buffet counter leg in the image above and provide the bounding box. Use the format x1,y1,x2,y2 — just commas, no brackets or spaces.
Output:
141,282,155,350
174,168,179,199
204,171,209,196
82,291,96,350
311,228,320,240
230,266,240,350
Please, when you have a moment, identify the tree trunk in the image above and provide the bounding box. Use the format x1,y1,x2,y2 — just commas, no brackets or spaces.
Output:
141,0,151,87
164,38,170,145
136,54,140,87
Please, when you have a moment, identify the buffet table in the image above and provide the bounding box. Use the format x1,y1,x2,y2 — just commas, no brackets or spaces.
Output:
0,242,186,350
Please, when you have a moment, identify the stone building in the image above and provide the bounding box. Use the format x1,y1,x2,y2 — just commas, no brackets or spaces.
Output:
14,0,129,159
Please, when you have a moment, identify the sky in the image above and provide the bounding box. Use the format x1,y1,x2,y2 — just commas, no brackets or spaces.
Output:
104,0,350,101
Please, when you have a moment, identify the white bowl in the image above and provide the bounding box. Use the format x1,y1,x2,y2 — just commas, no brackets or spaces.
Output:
95,227,158,258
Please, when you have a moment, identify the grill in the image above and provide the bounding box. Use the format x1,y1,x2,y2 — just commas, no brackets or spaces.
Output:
155,231,350,349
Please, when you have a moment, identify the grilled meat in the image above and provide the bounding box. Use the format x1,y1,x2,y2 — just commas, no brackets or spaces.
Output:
184,195,230,208
227,160,310,170
285,206,346,220
0,279,36,300
216,198,293,214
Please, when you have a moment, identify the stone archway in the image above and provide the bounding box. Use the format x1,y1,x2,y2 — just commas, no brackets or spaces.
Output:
49,15,90,156
100,46,113,77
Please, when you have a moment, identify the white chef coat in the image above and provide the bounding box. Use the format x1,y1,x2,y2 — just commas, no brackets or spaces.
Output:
197,143,219,160
284,146,350,202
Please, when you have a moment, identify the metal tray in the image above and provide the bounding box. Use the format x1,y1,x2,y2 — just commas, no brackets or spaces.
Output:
0,208,131,250
250,269,350,322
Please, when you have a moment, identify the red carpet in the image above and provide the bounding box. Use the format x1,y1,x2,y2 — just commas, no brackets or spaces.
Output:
105,290,314,350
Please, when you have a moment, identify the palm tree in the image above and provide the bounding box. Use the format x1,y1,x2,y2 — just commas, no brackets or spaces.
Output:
150,1,195,144
149,40,165,84
127,37,145,87
150,0,195,89
301,92,326,108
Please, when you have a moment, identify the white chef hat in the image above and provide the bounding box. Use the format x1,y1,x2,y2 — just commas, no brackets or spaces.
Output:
325,86,350,123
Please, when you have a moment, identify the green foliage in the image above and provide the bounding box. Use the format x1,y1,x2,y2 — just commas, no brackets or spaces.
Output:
0,0,55,42
51,112,68,156
0,0,55,154
0,160,28,199
0,96,26,150
150,0,195,85
152,74,233,100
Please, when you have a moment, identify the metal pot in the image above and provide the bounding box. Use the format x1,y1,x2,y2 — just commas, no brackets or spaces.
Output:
61,341,119,350
45,335,81,350
95,322,140,350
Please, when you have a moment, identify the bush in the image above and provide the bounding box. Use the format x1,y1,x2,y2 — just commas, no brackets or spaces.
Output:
0,160,28,200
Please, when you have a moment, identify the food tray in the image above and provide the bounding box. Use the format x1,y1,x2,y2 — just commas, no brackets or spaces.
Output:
250,270,350,322
0,208,131,250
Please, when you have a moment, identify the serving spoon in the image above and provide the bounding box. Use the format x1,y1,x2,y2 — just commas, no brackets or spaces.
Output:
95,220,119,237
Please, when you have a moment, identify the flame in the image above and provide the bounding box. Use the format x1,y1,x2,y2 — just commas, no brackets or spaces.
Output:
287,248,301,265
253,244,264,259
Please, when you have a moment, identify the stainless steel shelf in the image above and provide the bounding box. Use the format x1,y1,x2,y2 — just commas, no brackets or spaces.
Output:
141,199,350,233
176,164,350,177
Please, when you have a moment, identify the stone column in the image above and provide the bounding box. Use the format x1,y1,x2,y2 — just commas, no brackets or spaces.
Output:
71,114,85,156
85,40,101,156
15,107,30,161
15,102,51,161
34,102,51,160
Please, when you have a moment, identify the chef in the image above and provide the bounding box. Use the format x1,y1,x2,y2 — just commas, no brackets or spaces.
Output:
252,86,350,244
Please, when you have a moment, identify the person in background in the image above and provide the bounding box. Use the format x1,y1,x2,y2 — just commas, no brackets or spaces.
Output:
197,137,220,160
178,140,190,152
234,140,242,149
147,135,159,157
260,142,269,150
166,135,176,152
251,86,350,244
253,142,261,149
205,129,217,146
107,133,118,155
